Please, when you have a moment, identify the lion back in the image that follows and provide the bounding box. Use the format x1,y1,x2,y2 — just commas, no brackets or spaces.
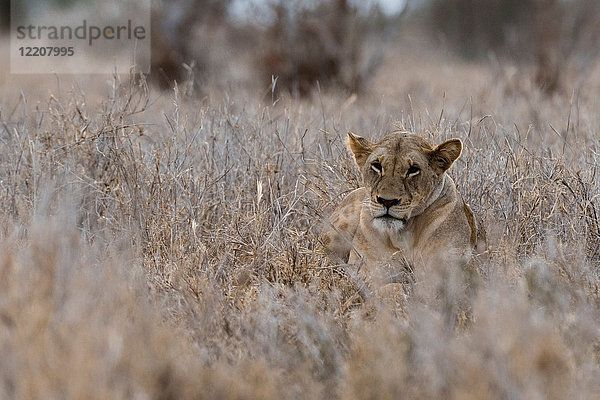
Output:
463,201,487,255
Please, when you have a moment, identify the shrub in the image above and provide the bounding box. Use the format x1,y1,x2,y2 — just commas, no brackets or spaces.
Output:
259,0,402,96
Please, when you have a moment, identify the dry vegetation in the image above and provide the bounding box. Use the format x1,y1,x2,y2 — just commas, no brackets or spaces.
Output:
2,37,600,399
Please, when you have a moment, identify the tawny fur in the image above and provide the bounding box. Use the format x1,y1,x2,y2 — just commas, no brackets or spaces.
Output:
321,132,485,286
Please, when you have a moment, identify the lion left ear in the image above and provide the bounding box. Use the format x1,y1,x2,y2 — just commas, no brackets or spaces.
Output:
429,138,462,173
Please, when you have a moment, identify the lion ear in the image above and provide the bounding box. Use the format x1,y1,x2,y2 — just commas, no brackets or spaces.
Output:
429,138,462,173
346,132,374,168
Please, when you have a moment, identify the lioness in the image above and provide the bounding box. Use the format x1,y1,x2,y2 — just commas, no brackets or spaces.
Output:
322,132,484,287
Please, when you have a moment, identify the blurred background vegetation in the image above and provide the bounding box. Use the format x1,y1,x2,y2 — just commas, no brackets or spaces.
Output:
2,0,600,94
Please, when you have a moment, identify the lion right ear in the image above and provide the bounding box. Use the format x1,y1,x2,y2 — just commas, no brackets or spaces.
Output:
347,132,373,168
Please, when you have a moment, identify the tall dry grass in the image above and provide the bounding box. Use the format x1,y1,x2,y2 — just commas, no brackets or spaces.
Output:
1,47,600,398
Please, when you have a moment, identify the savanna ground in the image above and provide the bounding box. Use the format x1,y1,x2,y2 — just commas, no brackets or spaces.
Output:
1,32,600,399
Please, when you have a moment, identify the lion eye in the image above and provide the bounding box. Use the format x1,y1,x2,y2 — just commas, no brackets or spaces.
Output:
407,165,420,177
370,161,383,174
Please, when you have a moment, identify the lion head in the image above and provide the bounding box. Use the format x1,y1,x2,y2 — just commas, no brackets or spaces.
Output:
347,132,463,232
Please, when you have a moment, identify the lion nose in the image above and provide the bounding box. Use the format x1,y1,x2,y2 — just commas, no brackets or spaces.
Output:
376,197,400,209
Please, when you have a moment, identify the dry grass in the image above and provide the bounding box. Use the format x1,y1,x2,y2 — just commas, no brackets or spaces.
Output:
1,42,600,399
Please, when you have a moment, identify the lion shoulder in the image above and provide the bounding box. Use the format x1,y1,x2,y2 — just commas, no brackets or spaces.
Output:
320,188,365,262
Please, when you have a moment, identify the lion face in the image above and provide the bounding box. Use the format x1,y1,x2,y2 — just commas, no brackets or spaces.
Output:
347,132,462,231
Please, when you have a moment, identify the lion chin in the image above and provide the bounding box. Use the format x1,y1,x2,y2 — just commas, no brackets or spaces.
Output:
371,215,407,232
